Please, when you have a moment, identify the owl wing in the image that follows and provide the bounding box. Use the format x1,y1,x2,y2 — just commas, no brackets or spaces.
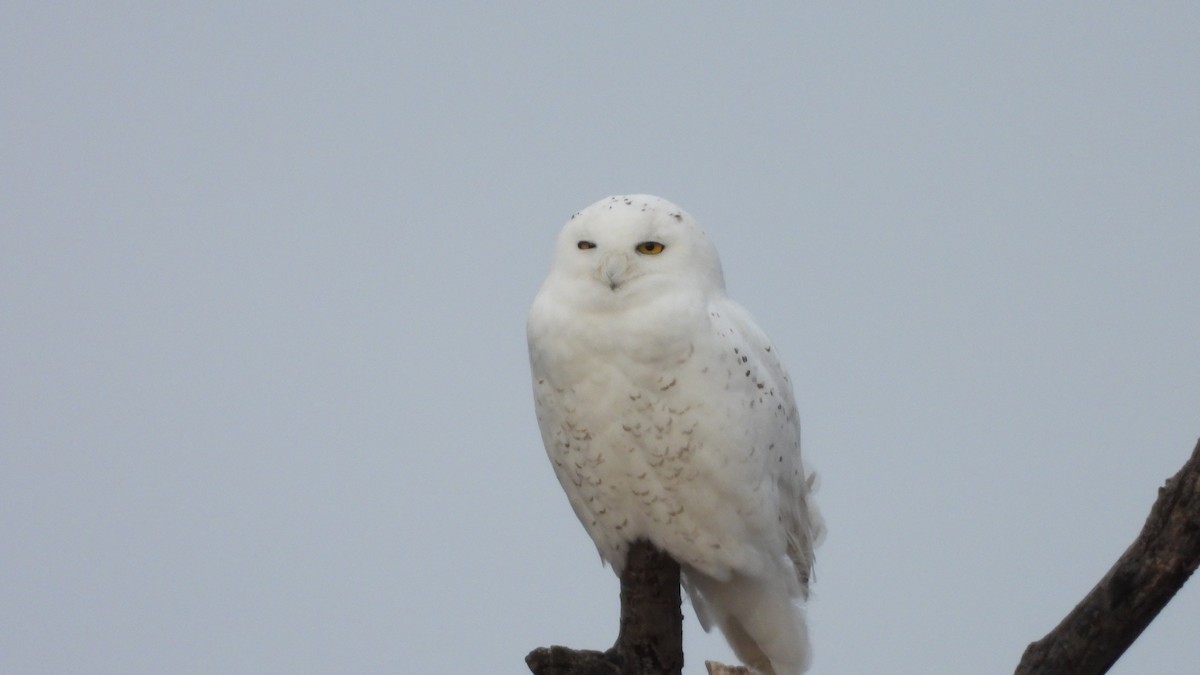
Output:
708,296,822,595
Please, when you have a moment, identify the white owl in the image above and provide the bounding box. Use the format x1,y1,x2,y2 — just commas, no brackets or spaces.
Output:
527,195,823,675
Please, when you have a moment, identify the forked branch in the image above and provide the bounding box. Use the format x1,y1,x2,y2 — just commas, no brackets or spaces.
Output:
527,541,682,675
527,439,1200,675
1016,438,1200,674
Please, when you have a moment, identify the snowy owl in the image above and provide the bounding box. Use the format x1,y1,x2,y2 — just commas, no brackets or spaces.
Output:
527,195,822,675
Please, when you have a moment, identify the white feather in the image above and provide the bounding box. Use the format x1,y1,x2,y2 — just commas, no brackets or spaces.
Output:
528,195,822,674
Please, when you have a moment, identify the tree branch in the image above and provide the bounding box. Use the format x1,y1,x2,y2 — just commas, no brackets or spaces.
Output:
527,540,683,675
1015,438,1200,675
703,661,752,674
614,541,684,675
529,440,1200,675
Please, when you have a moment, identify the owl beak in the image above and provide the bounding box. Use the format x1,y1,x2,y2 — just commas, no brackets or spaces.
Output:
599,252,632,291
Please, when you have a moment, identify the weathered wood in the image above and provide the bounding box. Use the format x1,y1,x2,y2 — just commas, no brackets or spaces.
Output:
530,439,1200,675
614,541,684,675
704,660,752,674
1015,438,1200,675
527,540,683,675
525,645,619,675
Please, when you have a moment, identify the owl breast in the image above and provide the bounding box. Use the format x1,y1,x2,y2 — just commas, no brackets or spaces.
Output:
530,300,787,580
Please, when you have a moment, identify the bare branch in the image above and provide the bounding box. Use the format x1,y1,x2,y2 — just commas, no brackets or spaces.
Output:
613,541,684,674
529,440,1200,675
525,646,619,675
704,661,752,674
1015,438,1200,675
527,540,683,675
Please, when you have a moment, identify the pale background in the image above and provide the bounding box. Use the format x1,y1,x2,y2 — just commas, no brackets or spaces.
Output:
3,4,1198,674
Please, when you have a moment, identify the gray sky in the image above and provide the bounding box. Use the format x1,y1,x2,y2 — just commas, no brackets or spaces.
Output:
3,3,1198,674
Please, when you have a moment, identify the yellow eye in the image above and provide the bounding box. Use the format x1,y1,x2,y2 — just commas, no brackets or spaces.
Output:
577,241,596,250
636,241,665,255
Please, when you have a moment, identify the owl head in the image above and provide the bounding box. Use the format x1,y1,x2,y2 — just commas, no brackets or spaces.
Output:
544,195,727,311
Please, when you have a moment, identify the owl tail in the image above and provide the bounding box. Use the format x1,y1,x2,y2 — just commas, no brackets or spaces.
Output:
684,569,811,675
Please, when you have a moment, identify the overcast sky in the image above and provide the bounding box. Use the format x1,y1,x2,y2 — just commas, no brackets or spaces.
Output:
3,3,1198,674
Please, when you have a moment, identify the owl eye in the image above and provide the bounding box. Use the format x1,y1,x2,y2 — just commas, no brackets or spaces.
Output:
636,241,665,255
577,241,596,250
